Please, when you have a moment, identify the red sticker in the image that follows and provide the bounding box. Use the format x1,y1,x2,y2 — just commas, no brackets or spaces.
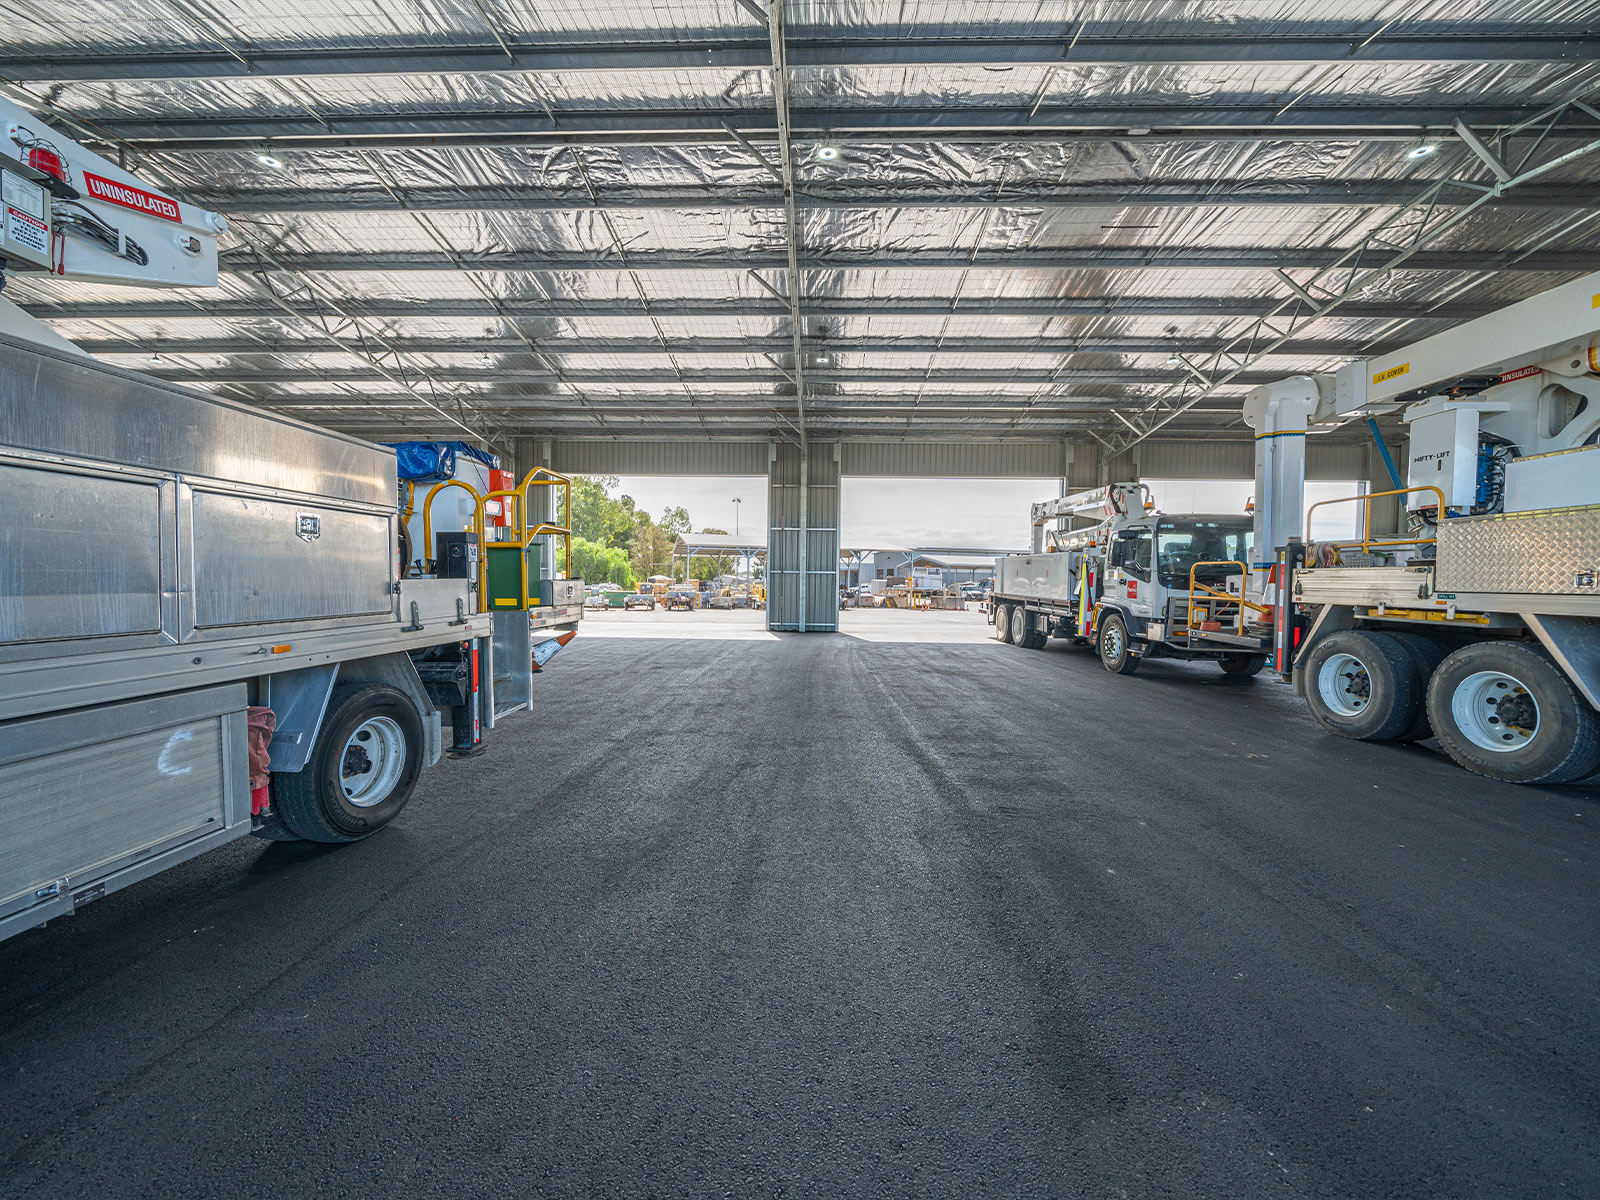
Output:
81,171,181,222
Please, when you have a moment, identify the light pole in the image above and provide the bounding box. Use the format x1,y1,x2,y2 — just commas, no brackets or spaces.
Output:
732,497,741,537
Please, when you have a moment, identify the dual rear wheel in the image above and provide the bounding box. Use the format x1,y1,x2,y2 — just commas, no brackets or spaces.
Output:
992,602,1047,649
1303,631,1600,784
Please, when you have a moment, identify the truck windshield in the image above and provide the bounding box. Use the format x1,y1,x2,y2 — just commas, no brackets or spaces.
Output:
1155,519,1253,589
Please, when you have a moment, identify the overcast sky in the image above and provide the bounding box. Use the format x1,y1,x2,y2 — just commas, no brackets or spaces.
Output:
610,475,1054,549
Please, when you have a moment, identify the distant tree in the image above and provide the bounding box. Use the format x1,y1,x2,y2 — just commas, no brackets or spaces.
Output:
630,521,674,580
571,535,635,588
660,505,692,540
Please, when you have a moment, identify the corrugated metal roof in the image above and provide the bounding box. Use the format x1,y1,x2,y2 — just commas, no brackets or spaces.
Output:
2,1,1597,452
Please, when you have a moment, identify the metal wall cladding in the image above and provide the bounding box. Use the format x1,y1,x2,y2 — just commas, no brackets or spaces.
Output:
191,491,394,627
0,336,395,507
839,440,1071,479
1107,439,1369,481
0,462,165,644
549,439,771,476
768,441,840,632
1436,505,1600,598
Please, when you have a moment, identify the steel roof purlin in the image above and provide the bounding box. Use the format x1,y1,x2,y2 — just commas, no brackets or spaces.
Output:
4,1,1600,447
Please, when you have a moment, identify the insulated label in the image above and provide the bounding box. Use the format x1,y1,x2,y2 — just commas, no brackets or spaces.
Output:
5,206,48,256
1372,363,1409,385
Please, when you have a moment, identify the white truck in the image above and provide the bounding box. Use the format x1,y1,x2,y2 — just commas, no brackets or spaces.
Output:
0,104,580,944
1242,271,1600,785
991,483,1271,677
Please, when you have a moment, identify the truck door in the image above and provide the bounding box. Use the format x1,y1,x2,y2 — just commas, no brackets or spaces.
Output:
1119,526,1156,617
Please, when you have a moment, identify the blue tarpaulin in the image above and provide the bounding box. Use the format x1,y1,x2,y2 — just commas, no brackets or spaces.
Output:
385,441,500,482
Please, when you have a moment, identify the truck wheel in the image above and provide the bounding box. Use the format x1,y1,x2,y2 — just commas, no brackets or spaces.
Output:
1302,630,1420,741
1009,604,1030,647
1098,613,1138,675
273,684,425,843
1385,632,1451,742
994,603,1013,643
1425,642,1600,784
1218,653,1265,678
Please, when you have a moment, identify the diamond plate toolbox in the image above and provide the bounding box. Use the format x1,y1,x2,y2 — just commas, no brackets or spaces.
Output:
1436,505,1600,596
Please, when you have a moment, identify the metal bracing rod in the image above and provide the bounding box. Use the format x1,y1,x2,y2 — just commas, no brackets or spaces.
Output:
94,103,1600,153
8,28,1596,82
143,365,1279,386
193,180,1600,216
236,243,503,445
1104,91,1600,455
249,394,1240,414
567,148,711,436
351,149,619,438
72,333,1404,359
18,296,1510,322
208,245,1598,275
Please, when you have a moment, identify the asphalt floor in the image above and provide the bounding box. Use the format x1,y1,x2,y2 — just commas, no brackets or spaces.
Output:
2,608,1597,1198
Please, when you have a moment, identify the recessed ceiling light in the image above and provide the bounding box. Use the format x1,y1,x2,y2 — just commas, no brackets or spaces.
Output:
1406,144,1437,159
816,145,839,161
256,152,283,168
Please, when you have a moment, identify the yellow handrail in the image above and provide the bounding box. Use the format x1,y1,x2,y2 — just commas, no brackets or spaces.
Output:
1305,485,1446,555
1185,560,1270,637
420,479,484,573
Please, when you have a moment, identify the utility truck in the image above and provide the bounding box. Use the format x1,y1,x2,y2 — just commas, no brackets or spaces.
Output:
0,101,579,944
991,484,1270,677
1241,271,1600,784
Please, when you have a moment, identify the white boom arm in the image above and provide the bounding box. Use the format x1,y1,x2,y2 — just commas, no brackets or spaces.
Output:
0,98,223,289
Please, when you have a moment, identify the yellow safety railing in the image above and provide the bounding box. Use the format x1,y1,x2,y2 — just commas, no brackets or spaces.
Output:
416,469,575,605
420,479,484,573
1185,560,1272,637
477,469,573,604
1305,485,1446,555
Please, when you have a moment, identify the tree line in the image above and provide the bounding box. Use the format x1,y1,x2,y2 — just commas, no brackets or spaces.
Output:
565,476,739,588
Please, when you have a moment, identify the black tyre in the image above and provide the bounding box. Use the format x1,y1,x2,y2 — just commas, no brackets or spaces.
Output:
1009,604,1030,647
1302,630,1421,741
1385,631,1451,742
1425,641,1600,785
994,603,1013,643
1097,612,1138,675
272,684,426,843
1218,653,1266,678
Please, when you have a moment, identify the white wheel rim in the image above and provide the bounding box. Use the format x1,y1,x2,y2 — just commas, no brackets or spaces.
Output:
1450,669,1540,753
1012,610,1025,640
1102,622,1122,660
341,716,407,806
1317,652,1371,717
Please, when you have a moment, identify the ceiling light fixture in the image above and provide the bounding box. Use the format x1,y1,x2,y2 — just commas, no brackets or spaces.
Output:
256,151,283,168
1406,144,1437,159
147,351,161,365
1166,351,1180,366
479,352,492,366
816,145,839,161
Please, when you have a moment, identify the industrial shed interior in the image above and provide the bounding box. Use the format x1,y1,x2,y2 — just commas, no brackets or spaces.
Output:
2,4,1600,1198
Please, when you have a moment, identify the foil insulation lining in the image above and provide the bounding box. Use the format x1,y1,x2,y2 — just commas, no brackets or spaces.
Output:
2,0,1597,437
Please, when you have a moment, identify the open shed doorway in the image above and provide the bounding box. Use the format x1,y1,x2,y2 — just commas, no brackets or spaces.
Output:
839,476,1053,639
566,473,772,638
